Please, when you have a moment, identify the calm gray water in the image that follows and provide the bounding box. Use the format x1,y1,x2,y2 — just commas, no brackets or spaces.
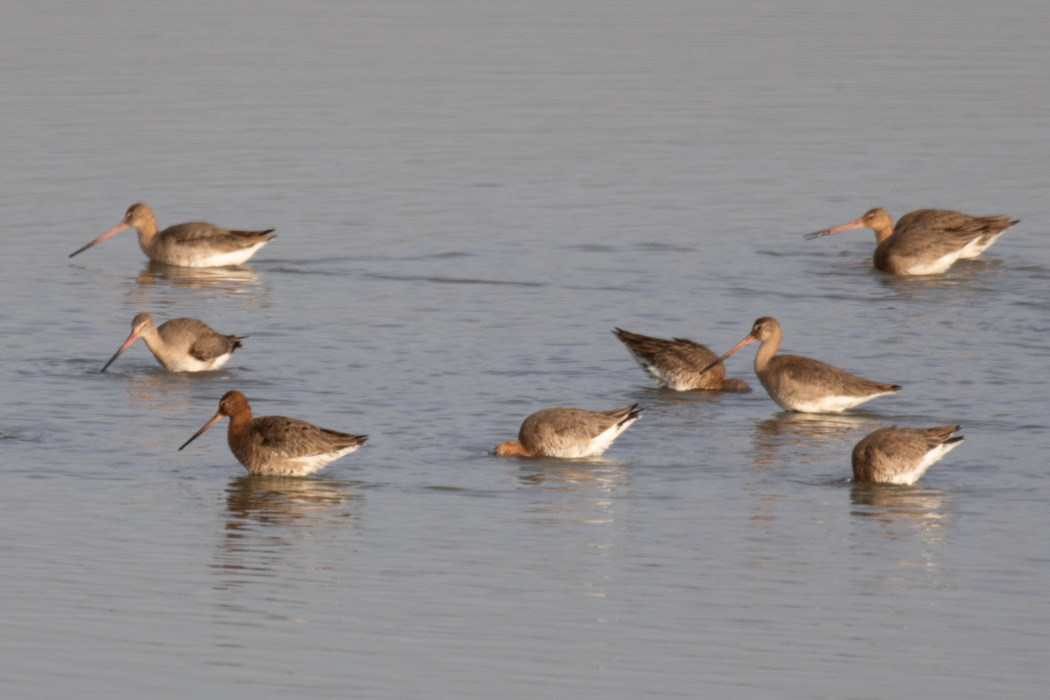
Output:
2,1,1049,697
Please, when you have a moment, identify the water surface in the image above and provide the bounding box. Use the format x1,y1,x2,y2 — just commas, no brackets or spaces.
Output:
2,1,1049,698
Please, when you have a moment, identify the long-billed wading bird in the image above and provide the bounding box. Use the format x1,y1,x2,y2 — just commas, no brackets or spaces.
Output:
852,425,964,484
805,207,1017,275
100,312,243,373
494,405,642,458
70,203,275,267
613,328,750,391
179,391,367,476
698,317,900,413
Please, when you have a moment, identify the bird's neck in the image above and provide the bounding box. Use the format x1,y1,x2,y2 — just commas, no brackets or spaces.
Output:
871,219,894,243
227,409,253,433
754,331,781,373
137,325,166,357
133,215,160,244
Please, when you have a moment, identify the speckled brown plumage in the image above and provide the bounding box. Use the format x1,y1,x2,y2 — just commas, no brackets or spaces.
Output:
613,328,750,391
179,391,367,476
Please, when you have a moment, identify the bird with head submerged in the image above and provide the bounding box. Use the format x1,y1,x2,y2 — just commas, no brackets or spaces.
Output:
852,425,964,485
613,328,750,392
494,405,642,458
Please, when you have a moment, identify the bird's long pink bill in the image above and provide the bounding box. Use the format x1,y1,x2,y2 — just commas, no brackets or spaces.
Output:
100,332,140,373
804,218,867,240
69,223,128,258
179,412,225,451
697,334,758,375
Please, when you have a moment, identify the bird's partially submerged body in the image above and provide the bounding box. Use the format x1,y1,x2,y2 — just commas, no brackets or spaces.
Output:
494,405,642,458
613,328,750,392
71,203,275,268
807,207,1017,276
852,425,964,484
101,312,243,373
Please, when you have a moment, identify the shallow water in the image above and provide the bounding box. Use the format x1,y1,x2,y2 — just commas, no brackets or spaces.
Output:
2,1,1050,698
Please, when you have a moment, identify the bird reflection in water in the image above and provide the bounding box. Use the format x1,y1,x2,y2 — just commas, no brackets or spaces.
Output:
224,475,360,531
133,261,262,295
850,482,949,542
518,459,627,489
212,477,359,599
517,460,630,527
752,412,878,468
125,370,227,412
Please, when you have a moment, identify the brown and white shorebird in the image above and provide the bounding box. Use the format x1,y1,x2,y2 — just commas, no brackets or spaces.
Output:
179,391,367,476
699,317,900,413
70,203,275,267
805,208,1017,275
613,328,750,392
852,425,964,484
100,312,243,373
494,405,642,458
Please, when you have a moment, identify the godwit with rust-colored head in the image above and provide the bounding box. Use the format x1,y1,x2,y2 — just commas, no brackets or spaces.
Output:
613,328,750,392
179,391,367,476
494,405,642,458
699,317,900,413
70,203,275,267
852,425,964,484
100,312,243,373
806,207,1017,275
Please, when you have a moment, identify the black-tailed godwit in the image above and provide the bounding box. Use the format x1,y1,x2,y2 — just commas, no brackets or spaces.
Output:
179,391,367,476
71,203,275,267
494,405,642,458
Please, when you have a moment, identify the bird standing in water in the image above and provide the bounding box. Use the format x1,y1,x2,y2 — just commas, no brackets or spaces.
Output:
699,317,900,413
100,312,243,373
806,207,1017,275
70,203,275,267
180,391,367,476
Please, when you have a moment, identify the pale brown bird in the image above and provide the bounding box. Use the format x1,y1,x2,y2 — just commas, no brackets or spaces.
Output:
806,207,1017,275
699,317,900,413
70,203,275,267
852,425,964,484
101,312,243,373
494,405,642,458
613,328,750,391
179,391,367,476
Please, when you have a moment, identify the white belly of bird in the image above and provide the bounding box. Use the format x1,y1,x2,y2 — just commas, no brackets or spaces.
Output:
159,241,270,268
884,440,963,485
778,392,891,414
546,421,635,458
157,351,232,372
900,251,962,275
958,234,1001,259
250,444,362,477
642,363,693,391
